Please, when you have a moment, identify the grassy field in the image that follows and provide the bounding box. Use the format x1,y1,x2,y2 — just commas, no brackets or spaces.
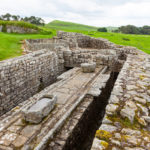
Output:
0,20,150,61
0,32,55,61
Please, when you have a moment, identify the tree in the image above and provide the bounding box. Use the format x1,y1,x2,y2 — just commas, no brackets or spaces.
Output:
112,29,119,33
0,13,45,26
140,26,150,35
119,25,140,34
1,13,11,21
21,16,45,26
12,15,20,21
97,27,107,32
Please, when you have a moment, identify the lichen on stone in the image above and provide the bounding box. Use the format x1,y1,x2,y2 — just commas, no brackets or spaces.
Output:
100,141,109,149
96,130,112,141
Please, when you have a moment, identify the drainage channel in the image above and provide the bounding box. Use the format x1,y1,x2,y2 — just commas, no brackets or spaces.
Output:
62,71,119,150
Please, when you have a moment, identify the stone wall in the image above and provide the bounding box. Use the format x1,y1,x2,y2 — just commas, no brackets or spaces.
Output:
0,25,38,33
0,25,2,32
0,49,65,115
24,38,69,53
63,49,124,72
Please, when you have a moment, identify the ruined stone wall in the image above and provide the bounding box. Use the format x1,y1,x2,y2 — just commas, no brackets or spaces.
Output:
63,49,124,72
57,31,115,49
0,49,65,115
24,38,69,53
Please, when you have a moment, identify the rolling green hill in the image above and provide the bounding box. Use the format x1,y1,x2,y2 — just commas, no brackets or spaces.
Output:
45,20,98,31
46,20,118,32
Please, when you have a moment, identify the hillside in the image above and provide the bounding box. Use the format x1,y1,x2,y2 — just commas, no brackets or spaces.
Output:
46,20,98,31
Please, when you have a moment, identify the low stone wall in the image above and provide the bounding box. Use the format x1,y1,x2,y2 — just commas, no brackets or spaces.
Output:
0,49,65,115
57,31,114,49
24,38,69,53
0,25,38,33
63,49,124,72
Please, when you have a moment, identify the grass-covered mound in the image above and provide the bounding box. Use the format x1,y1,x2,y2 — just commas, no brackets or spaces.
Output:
0,20,39,30
46,20,98,31
0,20,52,34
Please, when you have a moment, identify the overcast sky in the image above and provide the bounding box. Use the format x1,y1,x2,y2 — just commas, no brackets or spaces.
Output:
0,0,150,27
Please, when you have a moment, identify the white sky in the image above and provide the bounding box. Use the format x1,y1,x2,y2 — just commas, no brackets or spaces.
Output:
0,0,150,27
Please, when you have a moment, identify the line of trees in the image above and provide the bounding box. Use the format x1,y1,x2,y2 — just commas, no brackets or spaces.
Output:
0,13,45,26
113,25,150,35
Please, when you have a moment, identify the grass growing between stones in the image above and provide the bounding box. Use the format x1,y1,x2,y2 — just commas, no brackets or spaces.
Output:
107,115,141,130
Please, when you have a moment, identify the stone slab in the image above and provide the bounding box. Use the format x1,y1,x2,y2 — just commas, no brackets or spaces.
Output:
23,95,57,124
81,62,96,73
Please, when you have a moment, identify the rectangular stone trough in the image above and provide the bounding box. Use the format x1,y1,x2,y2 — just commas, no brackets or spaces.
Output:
22,95,57,124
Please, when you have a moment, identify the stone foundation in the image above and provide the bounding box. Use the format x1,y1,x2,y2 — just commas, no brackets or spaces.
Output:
0,31,149,150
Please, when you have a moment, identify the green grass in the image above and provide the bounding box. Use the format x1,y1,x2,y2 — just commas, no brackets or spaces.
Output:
0,31,56,61
46,20,118,32
0,20,39,30
85,31,150,54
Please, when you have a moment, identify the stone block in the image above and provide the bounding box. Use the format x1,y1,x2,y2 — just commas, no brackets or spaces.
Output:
22,95,57,124
81,62,96,73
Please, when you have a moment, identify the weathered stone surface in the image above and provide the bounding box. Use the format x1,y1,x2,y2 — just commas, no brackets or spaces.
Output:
81,62,96,73
12,135,27,148
23,95,57,124
121,128,141,136
120,106,135,123
109,95,120,104
106,104,118,115
100,124,117,132
134,97,146,104
21,125,41,138
143,116,150,123
0,132,17,146
91,138,107,150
